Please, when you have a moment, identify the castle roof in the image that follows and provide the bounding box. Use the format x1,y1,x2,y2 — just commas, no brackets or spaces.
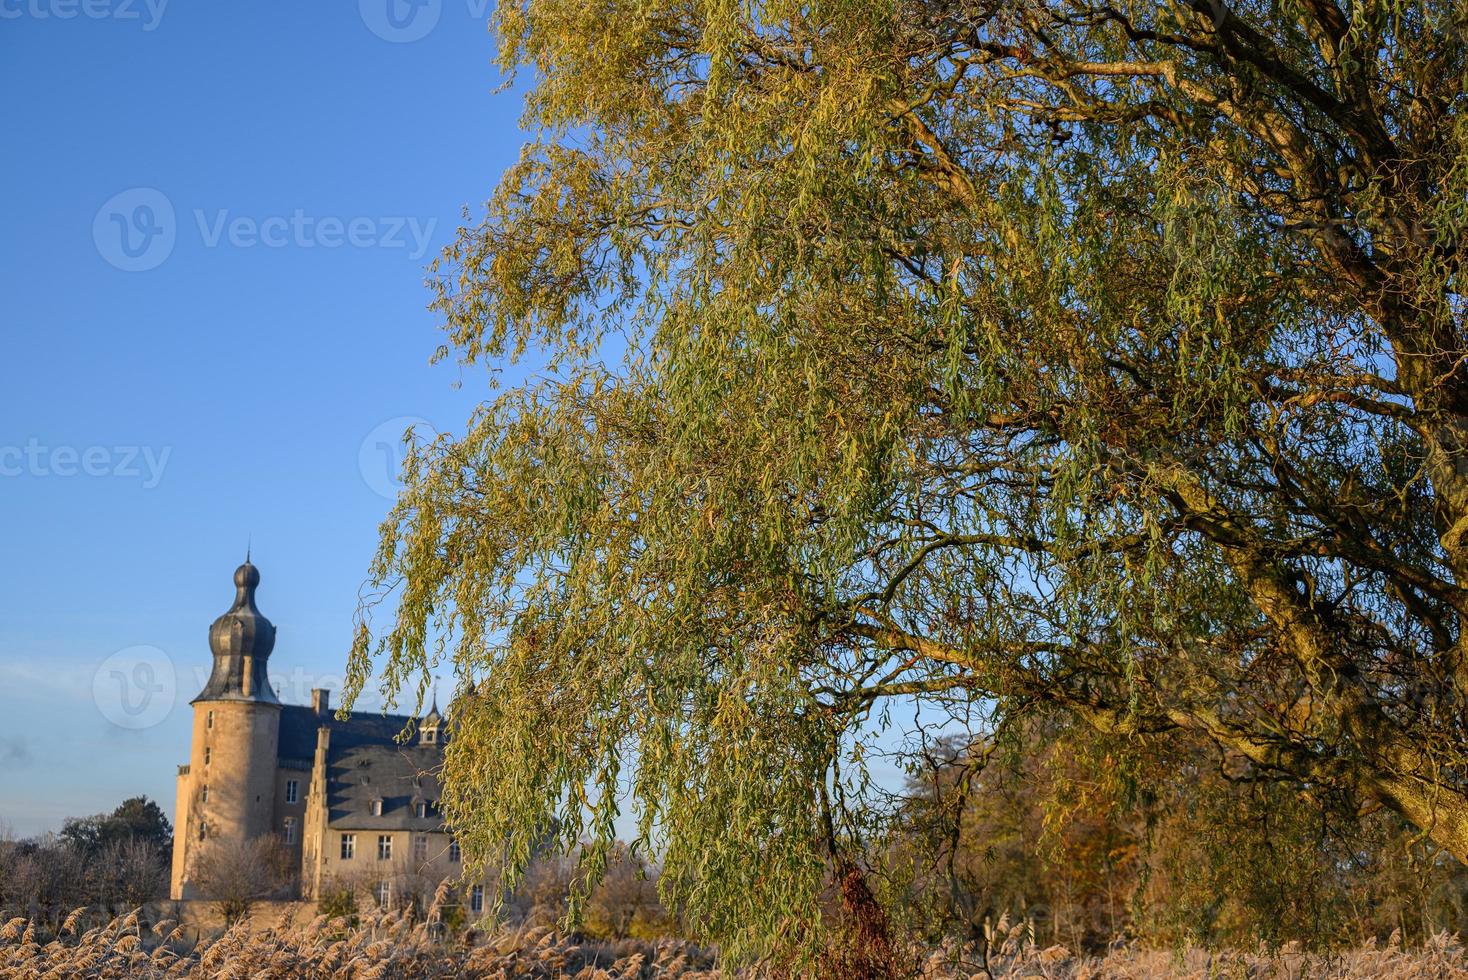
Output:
276,702,452,830
323,742,448,831
193,558,280,704
276,704,413,762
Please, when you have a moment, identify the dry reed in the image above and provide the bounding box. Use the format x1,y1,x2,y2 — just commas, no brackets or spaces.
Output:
3,907,1467,978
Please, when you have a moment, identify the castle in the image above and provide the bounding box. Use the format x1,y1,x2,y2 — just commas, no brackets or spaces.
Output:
170,559,477,912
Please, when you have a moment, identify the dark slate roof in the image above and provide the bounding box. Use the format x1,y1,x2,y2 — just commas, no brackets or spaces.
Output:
271,702,449,830
276,704,418,763
324,742,448,831
193,561,280,704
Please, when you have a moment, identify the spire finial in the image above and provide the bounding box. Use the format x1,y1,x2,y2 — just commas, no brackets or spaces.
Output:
246,533,252,564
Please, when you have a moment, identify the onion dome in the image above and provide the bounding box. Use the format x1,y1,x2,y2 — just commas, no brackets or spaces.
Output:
193,558,280,704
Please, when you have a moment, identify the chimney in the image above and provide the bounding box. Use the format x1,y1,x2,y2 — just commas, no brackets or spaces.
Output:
312,688,330,715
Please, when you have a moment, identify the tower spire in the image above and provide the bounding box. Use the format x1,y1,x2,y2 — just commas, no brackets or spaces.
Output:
193,557,279,704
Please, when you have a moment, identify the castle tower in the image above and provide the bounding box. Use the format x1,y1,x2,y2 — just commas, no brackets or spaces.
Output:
170,558,283,899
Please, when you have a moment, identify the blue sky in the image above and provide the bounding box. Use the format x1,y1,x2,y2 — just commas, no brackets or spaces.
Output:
0,1,526,837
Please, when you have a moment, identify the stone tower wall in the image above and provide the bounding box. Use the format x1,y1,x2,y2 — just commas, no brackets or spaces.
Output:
169,764,192,899
169,699,281,898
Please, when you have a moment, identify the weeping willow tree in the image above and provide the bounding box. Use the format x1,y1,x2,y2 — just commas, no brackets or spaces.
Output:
344,0,1468,960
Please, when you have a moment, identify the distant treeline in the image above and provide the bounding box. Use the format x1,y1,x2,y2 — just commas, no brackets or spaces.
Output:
0,796,172,930
878,716,1468,952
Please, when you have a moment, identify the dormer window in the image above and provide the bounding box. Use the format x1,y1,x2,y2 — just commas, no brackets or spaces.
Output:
371,798,384,816
415,801,428,818
420,701,443,745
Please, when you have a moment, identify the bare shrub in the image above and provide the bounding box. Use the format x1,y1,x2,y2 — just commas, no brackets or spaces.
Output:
583,843,670,940
188,836,294,926
89,839,169,916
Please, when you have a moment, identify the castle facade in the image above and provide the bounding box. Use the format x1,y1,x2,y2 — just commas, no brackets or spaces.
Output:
170,560,477,912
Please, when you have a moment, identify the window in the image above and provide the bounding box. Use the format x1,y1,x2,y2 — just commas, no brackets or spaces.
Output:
415,801,427,819
198,822,206,841
370,798,383,816
375,881,391,908
206,710,213,729
340,833,355,860
424,728,436,744
203,746,211,766
448,839,460,863
201,785,209,803
469,884,484,914
377,834,392,860
413,835,428,863
283,817,297,845
285,780,299,804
